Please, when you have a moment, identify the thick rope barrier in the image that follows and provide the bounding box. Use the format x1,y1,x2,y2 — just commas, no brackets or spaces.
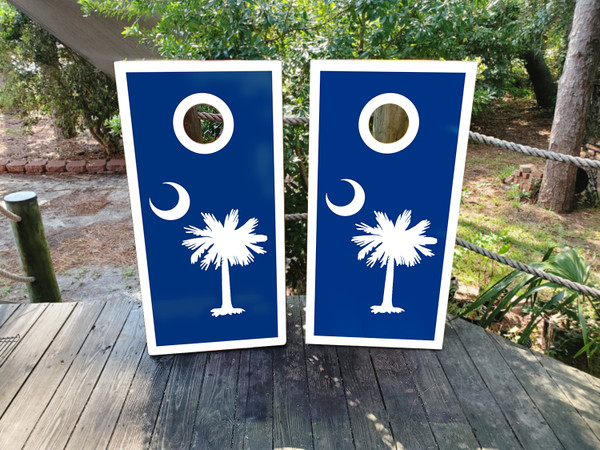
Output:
282,214,600,298
226,113,600,297
199,111,309,125
455,238,600,299
284,212,308,221
198,111,600,169
468,131,600,169
0,267,34,283
0,204,21,222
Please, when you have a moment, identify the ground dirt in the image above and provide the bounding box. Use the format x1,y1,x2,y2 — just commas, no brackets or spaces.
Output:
0,113,135,302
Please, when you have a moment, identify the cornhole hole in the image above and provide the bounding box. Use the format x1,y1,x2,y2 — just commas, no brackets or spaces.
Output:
306,60,476,349
115,60,286,355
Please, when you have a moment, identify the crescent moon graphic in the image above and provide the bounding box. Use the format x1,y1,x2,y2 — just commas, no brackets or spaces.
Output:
326,179,366,217
149,182,191,221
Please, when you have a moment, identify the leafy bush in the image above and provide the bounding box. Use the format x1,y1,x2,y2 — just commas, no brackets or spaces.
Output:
459,247,600,373
78,0,573,291
0,1,121,155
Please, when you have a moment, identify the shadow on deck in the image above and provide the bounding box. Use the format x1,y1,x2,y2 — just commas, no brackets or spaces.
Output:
0,296,599,449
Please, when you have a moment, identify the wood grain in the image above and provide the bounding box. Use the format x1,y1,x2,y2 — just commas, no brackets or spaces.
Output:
0,300,598,449
149,352,207,449
490,332,600,448
272,295,313,449
65,303,146,449
108,352,175,449
337,346,395,449
370,348,438,449
436,322,522,449
0,302,104,449
190,350,241,449
0,303,72,416
232,348,274,449
24,301,134,450
452,318,562,448
403,347,480,449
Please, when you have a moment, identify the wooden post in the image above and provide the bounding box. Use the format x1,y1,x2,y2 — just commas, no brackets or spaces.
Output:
4,191,61,303
371,103,409,143
184,108,204,143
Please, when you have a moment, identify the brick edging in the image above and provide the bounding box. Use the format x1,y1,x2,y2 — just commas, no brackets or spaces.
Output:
0,159,126,175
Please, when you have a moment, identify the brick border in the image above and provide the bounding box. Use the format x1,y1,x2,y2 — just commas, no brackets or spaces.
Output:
0,158,126,175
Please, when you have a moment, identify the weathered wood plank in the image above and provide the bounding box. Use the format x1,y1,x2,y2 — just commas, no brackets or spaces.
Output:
0,303,71,417
24,301,134,450
534,349,600,441
0,304,37,367
305,344,353,449
452,318,562,448
108,352,175,449
1,298,598,450
190,350,241,448
232,348,274,449
0,302,104,449
403,347,480,449
149,352,207,449
437,322,522,449
490,332,600,448
272,295,313,449
0,303,20,328
65,302,145,449
336,346,395,449
370,348,438,449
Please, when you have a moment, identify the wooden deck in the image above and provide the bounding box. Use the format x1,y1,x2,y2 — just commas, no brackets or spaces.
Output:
0,297,599,449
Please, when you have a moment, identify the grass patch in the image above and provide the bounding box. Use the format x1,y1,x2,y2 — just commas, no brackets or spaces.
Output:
454,142,600,299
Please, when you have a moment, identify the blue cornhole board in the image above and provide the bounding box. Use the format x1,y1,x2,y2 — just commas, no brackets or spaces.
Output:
306,60,476,349
115,61,286,355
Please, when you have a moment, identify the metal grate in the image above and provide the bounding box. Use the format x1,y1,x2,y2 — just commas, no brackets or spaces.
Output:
0,335,20,366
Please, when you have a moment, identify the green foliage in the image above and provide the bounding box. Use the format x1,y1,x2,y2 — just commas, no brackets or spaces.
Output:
0,1,120,155
459,247,600,371
77,0,573,290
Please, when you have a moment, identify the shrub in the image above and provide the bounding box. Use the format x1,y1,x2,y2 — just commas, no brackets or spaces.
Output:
459,247,600,374
0,2,121,156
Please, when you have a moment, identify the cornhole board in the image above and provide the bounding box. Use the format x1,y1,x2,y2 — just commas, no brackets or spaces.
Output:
115,60,286,355
306,60,476,349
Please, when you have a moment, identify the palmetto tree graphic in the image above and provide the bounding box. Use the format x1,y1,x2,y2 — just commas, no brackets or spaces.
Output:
182,209,267,317
352,210,437,314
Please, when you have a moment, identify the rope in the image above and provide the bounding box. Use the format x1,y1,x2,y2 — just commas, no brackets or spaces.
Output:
198,112,309,125
456,238,600,299
285,213,308,221
0,267,35,283
216,113,600,297
197,112,223,122
283,116,309,125
0,204,21,222
469,131,600,170
198,111,599,169
282,214,600,298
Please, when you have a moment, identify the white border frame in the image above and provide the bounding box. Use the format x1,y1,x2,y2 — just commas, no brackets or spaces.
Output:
358,93,420,154
172,92,234,154
306,59,477,349
115,60,286,355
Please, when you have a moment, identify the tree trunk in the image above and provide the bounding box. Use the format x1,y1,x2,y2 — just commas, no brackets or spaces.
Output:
522,49,557,109
372,103,409,143
537,0,600,213
183,108,203,143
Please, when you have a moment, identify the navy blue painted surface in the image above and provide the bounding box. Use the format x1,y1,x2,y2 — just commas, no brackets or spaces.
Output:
313,70,467,341
125,71,278,346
